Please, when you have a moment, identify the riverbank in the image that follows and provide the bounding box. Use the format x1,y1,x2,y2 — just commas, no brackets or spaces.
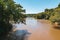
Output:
37,19,60,27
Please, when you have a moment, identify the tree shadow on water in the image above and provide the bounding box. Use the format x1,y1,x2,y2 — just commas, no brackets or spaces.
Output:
0,22,31,40
7,30,31,40
15,30,31,40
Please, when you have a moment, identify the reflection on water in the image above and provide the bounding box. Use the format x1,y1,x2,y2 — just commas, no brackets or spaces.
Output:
14,17,60,40
26,18,37,25
14,30,31,40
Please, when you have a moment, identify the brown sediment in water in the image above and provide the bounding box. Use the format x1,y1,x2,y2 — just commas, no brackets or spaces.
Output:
28,20,53,40
28,20,60,40
50,26,60,40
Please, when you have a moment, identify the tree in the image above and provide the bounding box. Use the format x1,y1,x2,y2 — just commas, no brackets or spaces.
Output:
58,3,60,8
49,7,60,23
0,0,25,39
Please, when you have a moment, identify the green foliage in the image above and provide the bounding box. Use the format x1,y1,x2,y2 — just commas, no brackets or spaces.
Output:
57,3,60,8
0,0,25,38
37,12,46,19
49,15,60,23
0,0,25,23
49,7,60,23
36,3,60,24
26,14,37,18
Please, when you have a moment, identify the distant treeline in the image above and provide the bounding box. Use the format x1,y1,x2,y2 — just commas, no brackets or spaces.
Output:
25,14,37,18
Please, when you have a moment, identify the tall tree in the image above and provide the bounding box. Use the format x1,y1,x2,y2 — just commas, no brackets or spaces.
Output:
0,0,25,39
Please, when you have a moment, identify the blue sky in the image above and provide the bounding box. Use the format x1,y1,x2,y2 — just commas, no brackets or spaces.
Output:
14,0,60,14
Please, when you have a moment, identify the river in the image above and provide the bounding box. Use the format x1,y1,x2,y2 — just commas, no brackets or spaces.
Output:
13,17,60,40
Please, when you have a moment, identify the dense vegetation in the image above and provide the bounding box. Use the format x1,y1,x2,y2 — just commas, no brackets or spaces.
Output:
37,3,60,24
0,0,25,40
26,14,37,18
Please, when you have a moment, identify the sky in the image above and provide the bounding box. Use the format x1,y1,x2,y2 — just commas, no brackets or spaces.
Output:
14,0,60,14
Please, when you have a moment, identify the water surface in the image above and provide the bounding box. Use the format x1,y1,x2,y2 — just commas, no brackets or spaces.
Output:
14,17,60,40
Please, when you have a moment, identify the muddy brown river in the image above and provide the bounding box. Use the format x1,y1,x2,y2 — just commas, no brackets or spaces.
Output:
14,17,60,40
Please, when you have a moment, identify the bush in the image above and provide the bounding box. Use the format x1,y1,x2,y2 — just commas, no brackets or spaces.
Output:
49,13,60,24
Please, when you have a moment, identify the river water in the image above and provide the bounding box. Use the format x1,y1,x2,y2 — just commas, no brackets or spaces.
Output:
14,17,60,40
